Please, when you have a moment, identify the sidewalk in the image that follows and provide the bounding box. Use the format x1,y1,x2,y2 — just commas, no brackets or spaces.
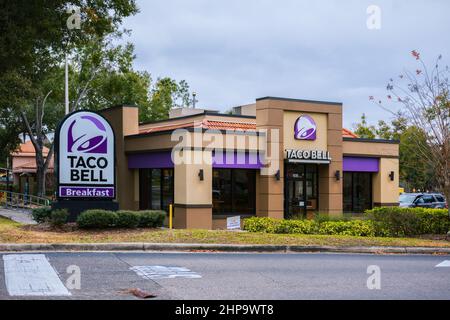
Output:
0,208,36,225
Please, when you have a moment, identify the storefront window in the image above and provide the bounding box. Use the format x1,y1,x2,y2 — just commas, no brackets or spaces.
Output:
139,168,174,212
212,169,256,215
343,172,372,213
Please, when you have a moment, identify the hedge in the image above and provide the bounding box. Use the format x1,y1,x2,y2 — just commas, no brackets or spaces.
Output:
49,209,69,228
365,207,450,237
32,207,52,224
243,217,376,237
77,210,118,229
77,209,166,229
244,207,450,237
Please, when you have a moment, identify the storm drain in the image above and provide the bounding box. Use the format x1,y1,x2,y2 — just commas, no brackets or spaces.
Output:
130,266,202,280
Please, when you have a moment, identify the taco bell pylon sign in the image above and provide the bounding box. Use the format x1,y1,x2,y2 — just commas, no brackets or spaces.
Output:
57,111,115,199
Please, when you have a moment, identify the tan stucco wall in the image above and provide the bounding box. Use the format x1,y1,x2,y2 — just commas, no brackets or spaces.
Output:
256,98,343,218
283,111,328,151
343,140,399,157
174,150,212,205
100,106,139,210
173,149,213,229
373,158,399,205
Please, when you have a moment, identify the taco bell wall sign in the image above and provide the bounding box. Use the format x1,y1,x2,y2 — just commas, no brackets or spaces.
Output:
294,115,317,141
56,111,115,199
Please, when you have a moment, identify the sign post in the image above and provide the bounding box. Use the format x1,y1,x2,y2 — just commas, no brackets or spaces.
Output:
52,110,118,220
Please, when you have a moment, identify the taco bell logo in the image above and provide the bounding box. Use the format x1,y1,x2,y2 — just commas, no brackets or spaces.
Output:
58,111,115,199
294,115,317,140
67,115,107,154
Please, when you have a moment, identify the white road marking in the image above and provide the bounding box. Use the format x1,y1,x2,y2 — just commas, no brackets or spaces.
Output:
435,260,450,268
131,266,202,280
3,254,71,296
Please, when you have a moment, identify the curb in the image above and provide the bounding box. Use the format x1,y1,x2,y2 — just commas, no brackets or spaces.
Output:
0,243,450,255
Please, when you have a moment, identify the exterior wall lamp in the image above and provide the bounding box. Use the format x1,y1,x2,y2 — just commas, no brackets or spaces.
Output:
389,171,395,181
275,170,281,181
334,170,341,181
198,169,204,181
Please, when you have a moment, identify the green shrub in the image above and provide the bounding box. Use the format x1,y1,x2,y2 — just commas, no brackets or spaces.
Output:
138,210,166,228
116,210,141,228
49,209,69,227
274,219,317,234
77,210,118,229
243,217,279,233
318,220,376,237
32,207,52,224
244,217,375,236
365,207,450,236
313,213,353,223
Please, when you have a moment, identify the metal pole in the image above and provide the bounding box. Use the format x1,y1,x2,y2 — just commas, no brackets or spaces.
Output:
169,204,173,229
65,53,69,115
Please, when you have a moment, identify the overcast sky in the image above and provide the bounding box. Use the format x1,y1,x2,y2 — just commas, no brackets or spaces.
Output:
122,0,450,129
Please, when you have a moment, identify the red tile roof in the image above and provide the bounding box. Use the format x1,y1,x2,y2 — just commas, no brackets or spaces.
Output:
138,119,358,138
12,141,50,156
342,128,359,138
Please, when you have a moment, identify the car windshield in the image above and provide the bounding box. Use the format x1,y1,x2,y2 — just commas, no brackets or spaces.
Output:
399,194,418,203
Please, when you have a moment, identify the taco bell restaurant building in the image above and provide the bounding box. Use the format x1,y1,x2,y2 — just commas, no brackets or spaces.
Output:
99,97,399,229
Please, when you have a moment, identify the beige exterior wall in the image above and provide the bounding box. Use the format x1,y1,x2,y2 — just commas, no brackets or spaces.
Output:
256,97,343,218
343,140,398,157
283,111,328,151
100,106,139,210
343,139,399,207
173,149,213,229
373,158,400,206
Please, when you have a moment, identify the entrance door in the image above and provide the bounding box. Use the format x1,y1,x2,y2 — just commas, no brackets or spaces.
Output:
285,163,318,219
286,177,306,218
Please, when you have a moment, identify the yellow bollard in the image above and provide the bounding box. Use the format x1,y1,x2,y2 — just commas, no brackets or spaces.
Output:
169,204,173,229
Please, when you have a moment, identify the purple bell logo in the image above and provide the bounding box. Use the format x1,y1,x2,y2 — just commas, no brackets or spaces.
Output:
294,115,317,140
67,115,107,154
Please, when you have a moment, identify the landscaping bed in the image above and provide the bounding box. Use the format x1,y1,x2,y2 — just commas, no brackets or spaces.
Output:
0,216,449,248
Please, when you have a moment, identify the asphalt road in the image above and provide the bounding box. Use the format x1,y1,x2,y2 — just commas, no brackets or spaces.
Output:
0,252,449,300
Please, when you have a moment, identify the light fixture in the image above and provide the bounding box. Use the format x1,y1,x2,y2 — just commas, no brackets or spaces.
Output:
275,170,281,181
334,170,341,181
198,169,204,181
389,171,395,181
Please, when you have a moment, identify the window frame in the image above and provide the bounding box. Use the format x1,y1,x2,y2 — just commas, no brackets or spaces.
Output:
212,168,256,216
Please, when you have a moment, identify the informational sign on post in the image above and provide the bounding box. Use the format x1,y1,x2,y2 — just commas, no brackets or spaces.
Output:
56,111,115,199
227,216,241,230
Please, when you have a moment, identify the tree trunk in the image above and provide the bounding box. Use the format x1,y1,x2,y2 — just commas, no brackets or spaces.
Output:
35,153,45,198
36,166,46,198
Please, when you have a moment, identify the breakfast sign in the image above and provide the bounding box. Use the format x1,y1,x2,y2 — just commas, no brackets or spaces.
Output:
55,111,115,199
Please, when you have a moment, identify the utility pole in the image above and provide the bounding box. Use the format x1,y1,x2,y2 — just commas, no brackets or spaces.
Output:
65,53,69,115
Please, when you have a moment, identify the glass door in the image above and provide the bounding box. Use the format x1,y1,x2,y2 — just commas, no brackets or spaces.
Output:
285,164,306,218
285,163,318,219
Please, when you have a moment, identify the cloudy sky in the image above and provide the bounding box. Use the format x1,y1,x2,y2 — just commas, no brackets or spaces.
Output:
122,0,450,128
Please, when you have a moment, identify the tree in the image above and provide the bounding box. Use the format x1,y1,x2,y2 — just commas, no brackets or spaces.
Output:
373,51,450,210
1,1,138,197
399,126,433,192
0,1,139,158
141,78,192,122
353,113,432,192
353,114,376,139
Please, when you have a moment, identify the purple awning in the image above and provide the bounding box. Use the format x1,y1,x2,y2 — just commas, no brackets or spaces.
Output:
343,157,379,172
128,151,264,169
128,152,174,169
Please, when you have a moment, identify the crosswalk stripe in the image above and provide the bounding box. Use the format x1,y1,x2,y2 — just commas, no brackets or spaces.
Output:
3,254,71,296
435,260,450,268
131,266,202,280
